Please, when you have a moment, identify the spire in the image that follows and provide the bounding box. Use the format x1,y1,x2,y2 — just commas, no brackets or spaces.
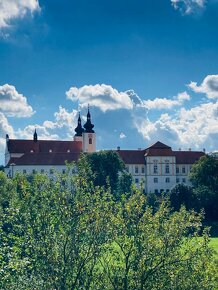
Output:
84,106,95,133
33,129,38,142
75,113,84,136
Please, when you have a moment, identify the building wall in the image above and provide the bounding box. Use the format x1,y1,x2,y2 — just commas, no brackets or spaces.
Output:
125,164,146,188
5,164,76,178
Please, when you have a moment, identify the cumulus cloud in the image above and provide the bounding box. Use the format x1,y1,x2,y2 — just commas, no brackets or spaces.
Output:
119,132,126,139
66,84,189,112
16,124,59,141
0,112,15,158
134,101,218,150
17,106,79,141
171,0,206,14
66,84,134,112
142,91,190,110
0,84,34,117
188,75,218,99
0,0,40,29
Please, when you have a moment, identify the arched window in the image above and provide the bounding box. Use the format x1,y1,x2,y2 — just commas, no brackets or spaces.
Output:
89,138,92,145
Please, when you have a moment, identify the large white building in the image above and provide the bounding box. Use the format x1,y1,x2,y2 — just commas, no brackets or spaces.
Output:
4,109,204,193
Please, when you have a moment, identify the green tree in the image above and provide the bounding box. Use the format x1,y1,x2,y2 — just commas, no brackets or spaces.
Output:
0,169,217,289
189,155,218,193
189,155,218,222
80,150,131,195
169,183,194,211
0,165,4,172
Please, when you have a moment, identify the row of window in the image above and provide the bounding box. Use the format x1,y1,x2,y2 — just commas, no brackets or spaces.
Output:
126,166,145,174
153,165,188,174
23,169,76,174
127,165,190,175
153,177,186,183
154,189,170,194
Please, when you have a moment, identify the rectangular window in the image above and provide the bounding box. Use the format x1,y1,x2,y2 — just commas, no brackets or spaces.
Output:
182,166,186,174
155,189,159,194
165,163,170,174
182,178,186,183
166,177,170,183
154,177,158,183
176,178,180,183
135,178,139,183
135,166,138,174
176,167,179,174
154,164,158,174
62,169,66,174
141,166,145,174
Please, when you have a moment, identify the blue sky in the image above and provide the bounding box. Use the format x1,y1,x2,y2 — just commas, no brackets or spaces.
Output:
0,0,218,164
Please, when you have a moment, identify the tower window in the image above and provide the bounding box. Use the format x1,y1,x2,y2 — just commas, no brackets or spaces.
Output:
89,138,92,145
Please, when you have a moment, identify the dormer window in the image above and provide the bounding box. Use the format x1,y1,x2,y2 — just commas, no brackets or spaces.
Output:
30,150,34,153
67,149,70,153
49,149,52,153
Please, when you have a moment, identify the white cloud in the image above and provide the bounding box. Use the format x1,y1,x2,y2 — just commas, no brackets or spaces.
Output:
142,91,190,110
0,0,40,29
66,84,134,112
17,106,78,141
0,112,15,159
134,101,218,150
16,124,59,140
119,132,126,139
0,84,34,117
66,84,189,112
188,75,218,99
171,0,206,14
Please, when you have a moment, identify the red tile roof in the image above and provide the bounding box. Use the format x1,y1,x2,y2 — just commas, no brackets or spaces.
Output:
7,152,81,166
8,139,82,154
117,150,146,164
174,151,205,164
147,141,171,149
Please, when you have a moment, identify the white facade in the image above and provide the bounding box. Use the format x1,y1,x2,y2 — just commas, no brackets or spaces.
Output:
83,132,96,153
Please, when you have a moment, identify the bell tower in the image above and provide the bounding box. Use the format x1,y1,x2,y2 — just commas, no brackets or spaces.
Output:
74,113,84,142
82,107,96,153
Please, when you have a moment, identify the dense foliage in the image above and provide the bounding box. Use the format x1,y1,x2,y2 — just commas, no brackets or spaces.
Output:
0,159,217,289
170,155,218,222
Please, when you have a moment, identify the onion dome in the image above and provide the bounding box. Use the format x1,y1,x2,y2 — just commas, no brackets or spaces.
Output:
75,113,84,136
84,107,95,133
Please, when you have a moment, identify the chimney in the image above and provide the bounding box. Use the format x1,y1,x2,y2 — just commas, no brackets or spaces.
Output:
138,148,141,151
189,148,191,151
179,148,181,151
117,146,120,151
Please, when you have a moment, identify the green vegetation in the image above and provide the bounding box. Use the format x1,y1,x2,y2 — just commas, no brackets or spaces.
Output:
169,155,218,224
210,238,218,258
0,151,217,289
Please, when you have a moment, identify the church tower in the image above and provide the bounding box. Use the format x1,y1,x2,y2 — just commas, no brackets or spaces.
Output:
82,107,96,153
74,113,84,142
